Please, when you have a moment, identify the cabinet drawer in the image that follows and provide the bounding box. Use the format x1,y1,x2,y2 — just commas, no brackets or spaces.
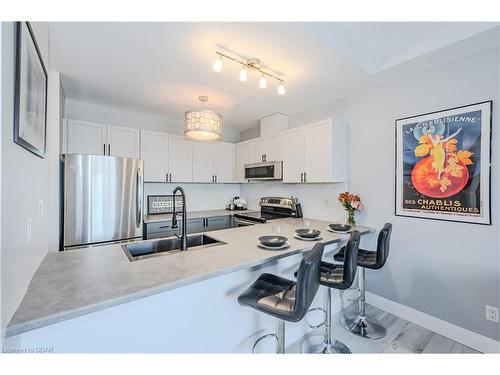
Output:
146,220,173,234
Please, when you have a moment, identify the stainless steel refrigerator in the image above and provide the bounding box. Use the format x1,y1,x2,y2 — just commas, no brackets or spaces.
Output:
63,154,143,250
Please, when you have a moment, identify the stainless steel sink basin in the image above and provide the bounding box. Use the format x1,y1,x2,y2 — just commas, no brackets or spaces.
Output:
122,234,226,261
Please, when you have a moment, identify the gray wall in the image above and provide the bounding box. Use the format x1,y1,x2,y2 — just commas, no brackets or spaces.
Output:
1,22,56,336
288,47,500,341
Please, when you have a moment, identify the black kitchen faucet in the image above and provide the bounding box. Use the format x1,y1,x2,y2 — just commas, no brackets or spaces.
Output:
171,186,187,251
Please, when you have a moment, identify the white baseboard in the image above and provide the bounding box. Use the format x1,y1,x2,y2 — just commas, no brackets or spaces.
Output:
365,291,500,354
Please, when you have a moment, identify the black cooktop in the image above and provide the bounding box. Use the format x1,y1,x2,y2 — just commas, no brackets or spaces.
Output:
234,211,290,223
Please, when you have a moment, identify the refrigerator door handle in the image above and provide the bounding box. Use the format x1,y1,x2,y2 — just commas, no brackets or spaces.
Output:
136,168,142,228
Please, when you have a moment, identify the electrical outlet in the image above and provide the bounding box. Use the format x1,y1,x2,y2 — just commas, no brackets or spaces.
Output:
485,305,499,323
26,217,32,244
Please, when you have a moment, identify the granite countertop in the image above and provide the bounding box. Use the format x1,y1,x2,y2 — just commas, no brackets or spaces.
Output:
144,209,258,223
5,219,374,337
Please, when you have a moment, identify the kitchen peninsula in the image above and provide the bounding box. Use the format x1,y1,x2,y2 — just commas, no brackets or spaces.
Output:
4,218,373,353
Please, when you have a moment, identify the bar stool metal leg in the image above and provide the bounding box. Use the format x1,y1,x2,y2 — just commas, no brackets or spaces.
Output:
302,287,351,354
252,319,286,354
341,267,386,339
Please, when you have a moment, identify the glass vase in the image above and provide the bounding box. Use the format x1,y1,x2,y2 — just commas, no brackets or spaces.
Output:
346,210,356,226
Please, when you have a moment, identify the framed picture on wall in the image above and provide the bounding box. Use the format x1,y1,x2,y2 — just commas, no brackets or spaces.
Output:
395,101,492,225
14,21,48,158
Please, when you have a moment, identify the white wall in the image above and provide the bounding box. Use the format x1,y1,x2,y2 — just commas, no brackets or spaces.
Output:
288,47,500,341
241,181,347,222
64,98,241,143
144,183,240,212
1,22,60,336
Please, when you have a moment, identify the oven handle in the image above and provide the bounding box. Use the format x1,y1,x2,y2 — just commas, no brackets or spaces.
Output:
233,217,258,226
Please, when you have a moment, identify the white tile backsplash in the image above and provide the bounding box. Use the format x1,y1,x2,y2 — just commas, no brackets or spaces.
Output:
240,181,348,222
144,183,241,212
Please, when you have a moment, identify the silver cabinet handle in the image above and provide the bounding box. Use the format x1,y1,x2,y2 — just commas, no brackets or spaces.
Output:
136,168,142,228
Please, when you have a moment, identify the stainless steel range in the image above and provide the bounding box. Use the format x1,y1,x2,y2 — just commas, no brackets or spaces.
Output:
233,196,303,224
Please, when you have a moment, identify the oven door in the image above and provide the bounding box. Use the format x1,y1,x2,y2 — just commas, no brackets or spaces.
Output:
244,161,282,180
231,216,258,228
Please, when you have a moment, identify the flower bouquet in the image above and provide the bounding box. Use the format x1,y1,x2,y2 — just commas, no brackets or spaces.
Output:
338,192,363,226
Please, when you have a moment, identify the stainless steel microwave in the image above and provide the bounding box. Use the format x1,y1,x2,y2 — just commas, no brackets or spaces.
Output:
244,161,283,180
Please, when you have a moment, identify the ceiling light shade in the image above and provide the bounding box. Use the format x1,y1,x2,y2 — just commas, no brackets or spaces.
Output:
184,96,222,141
259,75,267,89
277,82,286,95
212,55,223,72
239,66,248,82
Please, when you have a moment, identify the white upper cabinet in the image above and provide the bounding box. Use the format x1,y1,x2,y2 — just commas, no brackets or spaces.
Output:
168,135,193,182
283,127,305,183
214,142,235,183
236,141,252,182
107,125,140,159
283,118,347,183
66,119,140,159
66,119,107,155
140,130,169,182
193,141,215,183
266,134,284,162
251,137,267,163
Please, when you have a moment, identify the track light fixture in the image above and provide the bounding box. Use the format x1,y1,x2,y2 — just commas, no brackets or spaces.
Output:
211,52,286,95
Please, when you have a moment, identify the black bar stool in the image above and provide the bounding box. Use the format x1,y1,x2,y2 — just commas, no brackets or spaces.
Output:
301,231,360,354
238,243,324,353
334,223,392,339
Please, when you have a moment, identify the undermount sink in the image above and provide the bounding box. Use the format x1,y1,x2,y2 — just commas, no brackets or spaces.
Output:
122,234,226,261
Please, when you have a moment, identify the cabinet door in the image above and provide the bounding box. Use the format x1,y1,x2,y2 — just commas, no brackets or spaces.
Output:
206,216,230,231
186,218,205,234
251,137,267,163
235,141,252,182
304,121,333,183
283,128,304,183
107,125,140,159
141,130,169,182
266,134,284,161
169,135,193,182
214,142,235,183
193,142,215,183
67,119,107,155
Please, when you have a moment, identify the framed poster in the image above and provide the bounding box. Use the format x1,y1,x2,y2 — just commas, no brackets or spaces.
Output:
14,21,48,158
395,101,492,225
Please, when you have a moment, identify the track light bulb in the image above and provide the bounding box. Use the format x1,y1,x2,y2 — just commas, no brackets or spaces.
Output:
239,66,248,82
212,55,223,72
259,75,267,89
277,82,286,95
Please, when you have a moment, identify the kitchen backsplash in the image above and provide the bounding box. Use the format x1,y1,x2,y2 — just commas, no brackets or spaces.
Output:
143,183,240,213
240,181,348,222
144,181,348,222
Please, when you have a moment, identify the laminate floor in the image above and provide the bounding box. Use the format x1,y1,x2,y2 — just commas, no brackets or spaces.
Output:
287,303,479,354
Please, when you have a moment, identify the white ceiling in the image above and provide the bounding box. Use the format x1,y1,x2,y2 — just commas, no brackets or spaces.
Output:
49,22,499,131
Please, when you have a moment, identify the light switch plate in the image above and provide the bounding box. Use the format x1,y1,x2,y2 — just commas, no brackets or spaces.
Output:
486,305,499,323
